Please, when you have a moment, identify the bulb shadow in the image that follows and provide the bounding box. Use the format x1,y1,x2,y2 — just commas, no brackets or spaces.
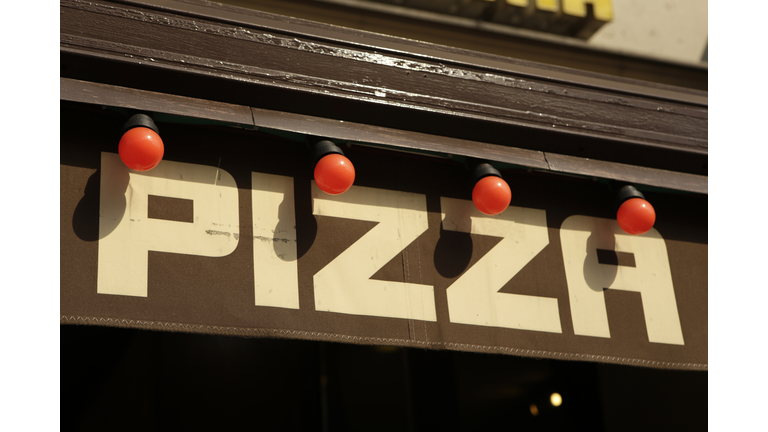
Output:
583,230,619,293
71,168,130,242
272,192,300,262
433,225,474,279
71,171,102,242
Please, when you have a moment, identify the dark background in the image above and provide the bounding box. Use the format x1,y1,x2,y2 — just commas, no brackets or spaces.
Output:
60,325,707,431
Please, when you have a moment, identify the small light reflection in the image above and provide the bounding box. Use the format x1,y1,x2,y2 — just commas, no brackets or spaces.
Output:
529,404,539,416
550,392,562,407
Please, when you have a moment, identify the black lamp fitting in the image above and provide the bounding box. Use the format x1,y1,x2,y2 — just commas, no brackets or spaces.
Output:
311,140,345,168
614,184,645,211
122,113,159,135
468,160,502,185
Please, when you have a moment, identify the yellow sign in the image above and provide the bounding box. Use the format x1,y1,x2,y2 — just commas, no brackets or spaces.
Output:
482,0,614,39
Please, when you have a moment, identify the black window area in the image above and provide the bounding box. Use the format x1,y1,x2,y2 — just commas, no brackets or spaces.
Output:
61,326,706,431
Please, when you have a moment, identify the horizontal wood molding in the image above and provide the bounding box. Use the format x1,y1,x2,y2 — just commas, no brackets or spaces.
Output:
116,0,708,102
60,0,707,177
61,77,707,194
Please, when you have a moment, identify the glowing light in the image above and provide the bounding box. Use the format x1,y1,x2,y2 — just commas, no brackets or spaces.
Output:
119,126,164,171
529,404,539,416
617,197,656,235
314,153,355,195
550,392,562,407
472,175,511,215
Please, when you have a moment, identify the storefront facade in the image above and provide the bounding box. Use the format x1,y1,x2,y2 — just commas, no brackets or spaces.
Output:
61,0,707,429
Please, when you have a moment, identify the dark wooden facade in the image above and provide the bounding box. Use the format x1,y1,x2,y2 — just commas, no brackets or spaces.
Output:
60,1,707,430
61,0,707,189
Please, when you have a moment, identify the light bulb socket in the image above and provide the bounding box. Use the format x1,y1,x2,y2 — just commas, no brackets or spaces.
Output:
614,184,645,212
311,140,345,168
469,161,502,185
122,113,159,135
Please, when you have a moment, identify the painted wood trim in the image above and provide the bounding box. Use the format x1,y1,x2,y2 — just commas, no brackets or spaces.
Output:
61,77,707,194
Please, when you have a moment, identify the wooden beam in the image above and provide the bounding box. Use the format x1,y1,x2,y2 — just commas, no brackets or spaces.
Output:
60,0,707,177
61,77,707,194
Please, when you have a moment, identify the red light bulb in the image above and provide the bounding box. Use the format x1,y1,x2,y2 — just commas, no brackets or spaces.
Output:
314,153,355,195
472,175,511,215
118,126,164,171
617,198,656,235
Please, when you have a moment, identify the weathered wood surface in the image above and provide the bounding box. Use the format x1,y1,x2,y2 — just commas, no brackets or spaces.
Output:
60,0,707,178
61,77,707,193
59,76,254,126
118,0,709,102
